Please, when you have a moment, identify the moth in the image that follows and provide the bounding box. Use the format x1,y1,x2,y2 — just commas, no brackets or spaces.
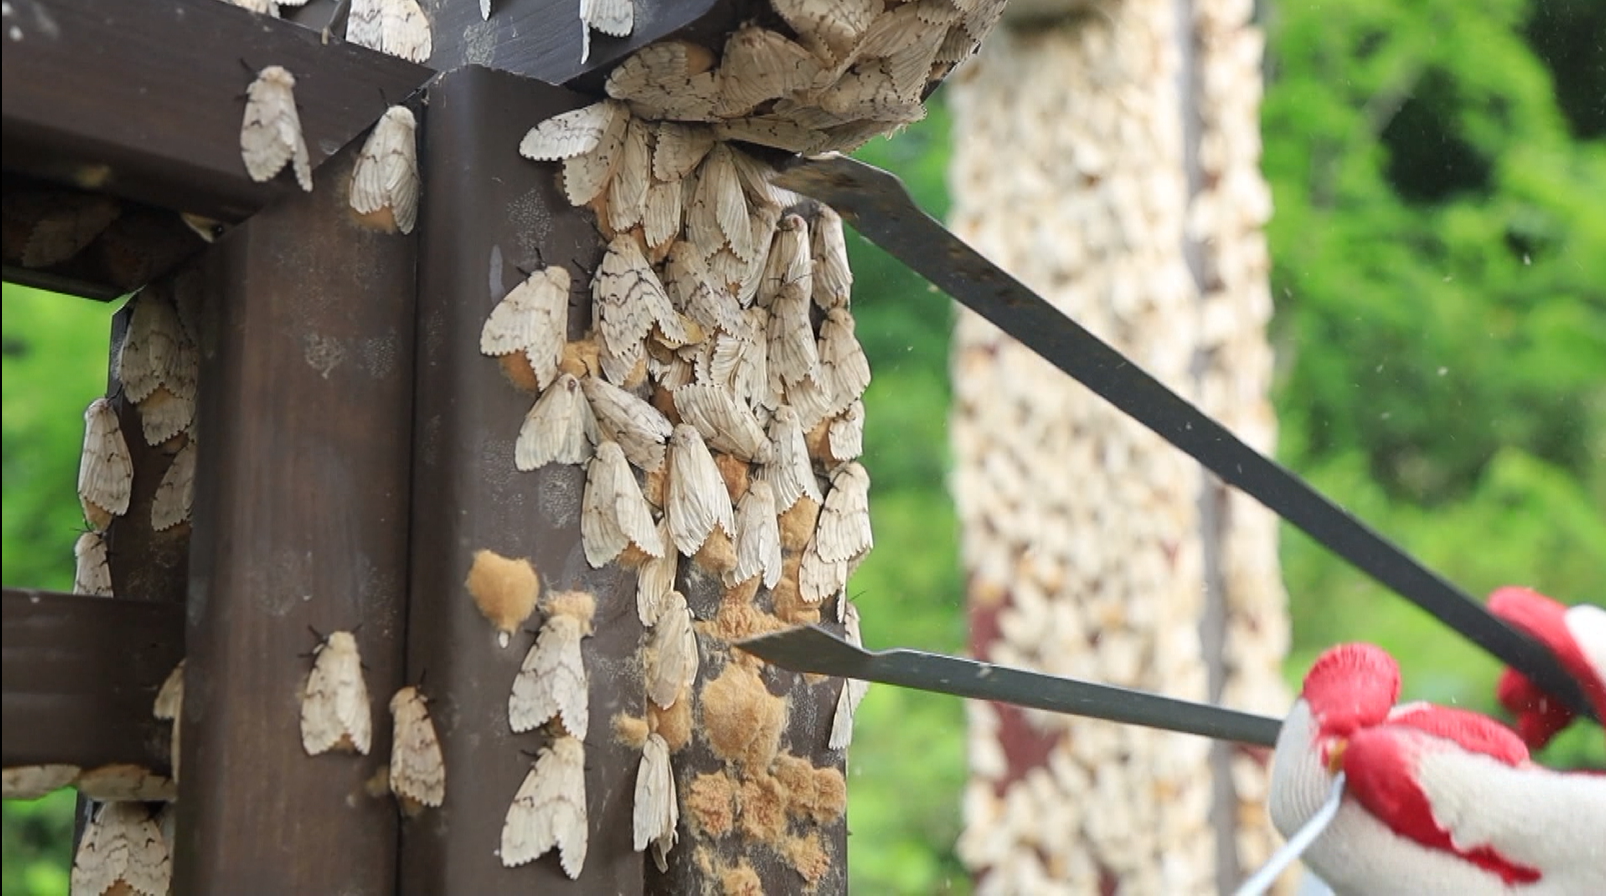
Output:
510,606,593,738
73,765,176,803
151,438,197,531
729,478,783,588
632,732,678,870
651,123,716,183
71,802,171,896
817,306,872,416
389,685,446,810
481,265,572,393
516,374,599,471
137,386,196,448
644,179,684,257
350,106,421,234
760,405,823,512
829,601,869,749
581,440,665,568
13,192,119,269
665,425,735,557
645,591,699,708
300,630,373,756
502,736,588,878
117,290,183,405
810,205,853,309
73,530,112,597
799,537,849,604
154,660,185,783
608,118,653,233
520,100,626,163
665,242,745,335
708,308,772,412
815,461,873,563
688,145,756,264
78,397,134,527
593,234,688,384
672,383,772,463
760,214,813,308
606,43,719,122
712,115,818,153
827,398,865,461
714,26,822,117
771,0,879,63
0,765,80,801
346,0,433,64
636,518,677,626
580,376,672,471
240,65,312,192
767,282,821,391
579,0,633,65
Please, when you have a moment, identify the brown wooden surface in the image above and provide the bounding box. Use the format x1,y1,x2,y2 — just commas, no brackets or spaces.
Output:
1,589,184,769
399,65,643,894
421,0,731,89
175,140,417,893
1,0,431,222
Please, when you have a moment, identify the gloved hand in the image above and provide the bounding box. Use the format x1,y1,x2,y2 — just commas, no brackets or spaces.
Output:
1487,587,1605,749
1268,643,1606,895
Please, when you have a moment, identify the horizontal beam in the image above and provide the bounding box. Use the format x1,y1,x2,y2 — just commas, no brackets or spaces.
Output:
1,0,431,222
1,589,184,770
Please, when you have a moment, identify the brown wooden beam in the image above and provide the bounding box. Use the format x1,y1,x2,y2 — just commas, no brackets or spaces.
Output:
1,0,431,223
176,138,417,891
400,65,643,893
1,589,184,770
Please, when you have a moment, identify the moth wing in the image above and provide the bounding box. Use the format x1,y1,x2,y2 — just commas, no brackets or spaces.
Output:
816,462,873,562
730,479,782,588
767,286,821,388
558,103,630,207
607,119,653,233
516,375,598,470
673,383,770,463
240,70,298,184
582,443,634,567
810,205,854,309
636,518,677,626
389,688,447,807
79,398,134,518
761,405,822,511
666,425,735,555
151,439,198,531
520,101,620,162
651,123,715,182
74,531,113,597
632,733,676,852
646,594,699,707
583,0,633,37
118,292,181,404
154,660,186,721
818,307,872,414
380,0,433,64
643,179,685,256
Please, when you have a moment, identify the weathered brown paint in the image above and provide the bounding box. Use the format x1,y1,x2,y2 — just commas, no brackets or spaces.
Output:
176,140,417,894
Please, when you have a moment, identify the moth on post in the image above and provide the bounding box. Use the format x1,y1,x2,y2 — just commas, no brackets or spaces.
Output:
78,397,133,529
481,265,573,393
632,732,678,870
300,630,373,756
516,373,599,470
829,602,868,750
644,591,699,709
389,685,446,812
350,106,422,234
581,440,665,568
74,530,113,597
502,735,588,878
71,801,171,896
509,591,597,739
151,438,197,531
240,65,312,192
346,0,433,64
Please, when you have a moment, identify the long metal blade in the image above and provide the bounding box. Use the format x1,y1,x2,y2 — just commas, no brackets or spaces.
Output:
737,626,1284,746
773,154,1595,723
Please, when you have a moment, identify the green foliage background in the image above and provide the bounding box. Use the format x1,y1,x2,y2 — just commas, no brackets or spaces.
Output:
3,1,1601,891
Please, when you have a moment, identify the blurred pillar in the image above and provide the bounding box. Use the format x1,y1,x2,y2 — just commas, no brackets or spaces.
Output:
947,0,1289,891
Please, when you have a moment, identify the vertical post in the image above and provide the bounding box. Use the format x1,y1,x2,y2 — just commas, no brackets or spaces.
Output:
176,142,417,893
400,66,641,893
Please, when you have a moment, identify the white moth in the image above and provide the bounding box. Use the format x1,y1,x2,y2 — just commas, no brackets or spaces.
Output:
815,461,873,562
481,266,571,392
646,591,699,708
643,179,684,257
73,766,176,803
729,479,782,588
502,736,588,877
118,291,183,404
761,405,822,512
785,370,837,431
510,614,592,738
561,104,632,209
582,441,665,567
632,732,678,869
300,630,373,756
665,425,734,556
651,123,716,182
810,205,853,309
579,0,633,64
608,118,653,233
711,115,818,153
760,214,812,308
137,385,196,447
829,601,869,749
151,438,197,531
71,802,171,896
817,306,872,415
241,65,312,192
1,764,80,801
714,26,822,117
154,660,185,784
581,376,672,471
350,106,421,234
771,0,879,63
389,686,446,809
15,193,119,269
828,398,865,461
346,0,433,64
516,374,598,471
520,100,624,162
79,397,134,524
767,280,820,389
481,0,490,19
799,538,849,604
665,242,745,335
74,530,113,597
605,44,719,122
593,234,685,383
673,383,771,463
688,145,755,263
636,518,677,626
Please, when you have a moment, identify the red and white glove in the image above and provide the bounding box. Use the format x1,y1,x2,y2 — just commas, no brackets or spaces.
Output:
1268,643,1606,895
1487,587,1606,749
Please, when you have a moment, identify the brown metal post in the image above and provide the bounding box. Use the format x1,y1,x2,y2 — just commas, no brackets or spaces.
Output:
398,65,643,894
175,141,417,893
